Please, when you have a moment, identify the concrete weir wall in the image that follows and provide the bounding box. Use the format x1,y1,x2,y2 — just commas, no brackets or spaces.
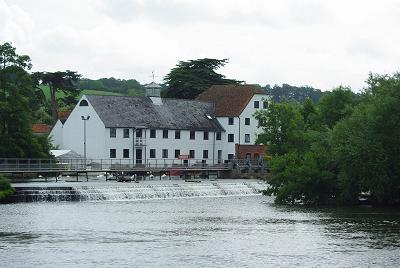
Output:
2,180,268,203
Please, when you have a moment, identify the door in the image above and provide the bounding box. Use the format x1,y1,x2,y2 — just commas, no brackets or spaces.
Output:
136,149,142,164
217,150,222,164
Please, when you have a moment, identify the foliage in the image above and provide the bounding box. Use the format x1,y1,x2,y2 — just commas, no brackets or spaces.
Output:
265,83,324,103
34,71,81,122
0,176,15,200
255,102,305,155
258,74,400,206
318,86,359,128
0,42,51,158
163,58,242,99
332,74,400,205
76,77,145,95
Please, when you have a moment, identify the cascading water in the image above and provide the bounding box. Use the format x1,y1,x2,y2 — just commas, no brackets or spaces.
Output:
9,181,268,202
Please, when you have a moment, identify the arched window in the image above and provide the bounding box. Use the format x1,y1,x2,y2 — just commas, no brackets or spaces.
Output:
79,100,89,106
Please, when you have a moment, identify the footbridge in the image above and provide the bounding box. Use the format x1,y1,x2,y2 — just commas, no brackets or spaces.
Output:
0,158,266,180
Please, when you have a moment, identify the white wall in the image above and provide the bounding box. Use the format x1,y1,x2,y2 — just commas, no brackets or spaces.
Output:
49,120,63,149
62,96,106,159
104,128,225,164
217,93,270,159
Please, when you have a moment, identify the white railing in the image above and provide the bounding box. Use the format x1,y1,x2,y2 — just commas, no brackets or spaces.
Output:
135,137,146,146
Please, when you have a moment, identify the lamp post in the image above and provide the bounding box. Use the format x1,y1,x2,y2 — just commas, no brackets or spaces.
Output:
81,115,90,169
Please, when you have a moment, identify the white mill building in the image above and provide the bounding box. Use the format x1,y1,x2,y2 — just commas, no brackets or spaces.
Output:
50,83,270,165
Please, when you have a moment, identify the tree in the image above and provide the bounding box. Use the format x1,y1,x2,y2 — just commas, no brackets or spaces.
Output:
35,71,81,122
318,86,358,128
256,99,338,205
0,42,50,158
255,101,305,156
332,73,400,205
266,83,324,103
259,72,400,206
163,58,242,99
0,42,32,70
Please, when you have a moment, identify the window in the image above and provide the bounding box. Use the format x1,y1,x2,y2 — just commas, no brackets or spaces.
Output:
175,149,180,158
254,101,259,108
263,101,268,109
162,149,168,158
190,131,195,140
175,130,181,139
110,149,116,158
245,134,250,143
110,128,116,138
216,132,221,140
246,153,251,159
150,129,156,138
245,118,250,125
123,128,129,138
189,150,195,159
150,149,156,158
228,134,234,143
228,117,234,125
136,129,142,138
228,154,234,160
203,150,208,159
203,131,209,140
123,149,129,158
163,130,168,139
79,99,88,106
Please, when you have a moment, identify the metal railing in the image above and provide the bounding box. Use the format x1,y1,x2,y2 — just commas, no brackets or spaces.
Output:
135,137,146,146
0,158,250,172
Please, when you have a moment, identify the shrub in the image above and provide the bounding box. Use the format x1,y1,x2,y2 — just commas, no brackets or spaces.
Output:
0,176,15,200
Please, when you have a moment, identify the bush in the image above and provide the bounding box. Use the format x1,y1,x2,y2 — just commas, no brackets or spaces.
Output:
0,176,15,200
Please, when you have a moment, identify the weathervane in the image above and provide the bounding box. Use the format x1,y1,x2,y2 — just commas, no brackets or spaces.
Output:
150,71,159,83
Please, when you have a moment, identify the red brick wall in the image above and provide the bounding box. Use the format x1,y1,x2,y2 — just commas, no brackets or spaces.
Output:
235,144,265,159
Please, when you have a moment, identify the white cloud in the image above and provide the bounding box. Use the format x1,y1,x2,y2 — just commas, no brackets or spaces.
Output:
2,0,400,91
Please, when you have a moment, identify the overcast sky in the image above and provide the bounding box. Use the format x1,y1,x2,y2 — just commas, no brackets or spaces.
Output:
1,0,399,91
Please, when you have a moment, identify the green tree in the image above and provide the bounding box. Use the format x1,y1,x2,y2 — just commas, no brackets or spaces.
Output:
260,72,400,206
35,71,81,122
332,73,400,205
0,175,15,200
255,101,305,156
301,98,319,131
0,42,51,158
318,86,358,128
164,58,242,99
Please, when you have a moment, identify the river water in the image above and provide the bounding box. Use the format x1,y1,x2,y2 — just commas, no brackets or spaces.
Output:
1,195,400,267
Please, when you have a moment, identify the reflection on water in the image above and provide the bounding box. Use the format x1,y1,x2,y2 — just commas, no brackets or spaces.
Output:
0,196,400,267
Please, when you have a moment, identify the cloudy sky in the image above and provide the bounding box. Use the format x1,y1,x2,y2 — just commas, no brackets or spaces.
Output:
1,0,399,91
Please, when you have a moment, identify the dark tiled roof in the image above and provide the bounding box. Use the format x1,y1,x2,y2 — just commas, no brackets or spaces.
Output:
196,85,266,117
32,124,51,133
85,95,224,131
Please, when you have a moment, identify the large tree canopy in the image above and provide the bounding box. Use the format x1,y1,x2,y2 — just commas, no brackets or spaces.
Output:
163,58,242,99
257,77,400,206
0,42,51,158
34,71,81,122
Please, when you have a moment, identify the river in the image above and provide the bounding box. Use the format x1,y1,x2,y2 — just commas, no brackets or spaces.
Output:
1,194,400,267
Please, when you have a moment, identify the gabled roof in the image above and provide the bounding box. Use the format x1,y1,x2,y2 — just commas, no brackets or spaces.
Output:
85,95,224,131
196,84,266,117
32,124,51,134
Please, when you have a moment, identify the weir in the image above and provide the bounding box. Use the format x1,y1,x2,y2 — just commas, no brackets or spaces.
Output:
6,181,268,203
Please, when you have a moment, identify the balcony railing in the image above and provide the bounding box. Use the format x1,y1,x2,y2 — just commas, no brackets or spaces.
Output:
135,137,146,146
